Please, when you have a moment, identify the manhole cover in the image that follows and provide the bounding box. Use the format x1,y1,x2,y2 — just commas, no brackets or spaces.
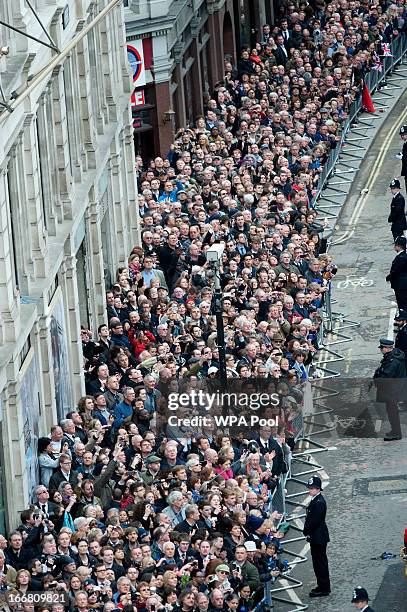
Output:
353,475,407,496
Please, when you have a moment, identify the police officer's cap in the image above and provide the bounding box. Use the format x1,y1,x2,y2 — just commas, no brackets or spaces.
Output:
378,337,394,348
394,235,407,249
395,309,407,321
351,587,369,602
389,178,401,189
306,475,323,490
400,125,407,135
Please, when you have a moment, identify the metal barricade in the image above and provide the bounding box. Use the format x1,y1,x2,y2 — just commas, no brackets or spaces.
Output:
261,391,308,610
312,32,407,210
271,476,287,516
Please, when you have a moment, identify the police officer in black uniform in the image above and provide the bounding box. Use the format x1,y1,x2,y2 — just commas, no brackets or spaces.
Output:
386,236,407,311
303,475,330,598
373,338,406,441
351,586,374,611
387,179,407,241
400,124,407,193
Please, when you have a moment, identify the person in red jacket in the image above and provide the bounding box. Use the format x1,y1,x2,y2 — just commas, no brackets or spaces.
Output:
129,329,156,360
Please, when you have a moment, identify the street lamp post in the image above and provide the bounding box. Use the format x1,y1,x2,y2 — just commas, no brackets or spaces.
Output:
213,264,227,386
206,244,227,386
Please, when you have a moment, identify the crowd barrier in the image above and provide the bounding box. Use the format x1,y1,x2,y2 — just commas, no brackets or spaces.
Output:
312,32,407,209
260,387,307,610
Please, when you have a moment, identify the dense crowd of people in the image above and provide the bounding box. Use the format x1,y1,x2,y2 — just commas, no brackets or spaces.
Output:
1,1,406,610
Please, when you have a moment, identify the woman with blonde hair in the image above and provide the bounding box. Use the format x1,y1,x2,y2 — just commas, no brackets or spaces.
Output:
14,569,31,596
162,570,178,593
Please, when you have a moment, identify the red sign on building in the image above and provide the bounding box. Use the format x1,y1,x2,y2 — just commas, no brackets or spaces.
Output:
131,90,145,108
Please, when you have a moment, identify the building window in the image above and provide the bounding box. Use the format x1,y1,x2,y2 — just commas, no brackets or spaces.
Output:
62,64,74,175
35,118,47,231
6,162,20,290
18,337,31,371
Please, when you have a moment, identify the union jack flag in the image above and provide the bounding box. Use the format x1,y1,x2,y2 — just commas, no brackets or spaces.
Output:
381,42,392,56
372,52,383,72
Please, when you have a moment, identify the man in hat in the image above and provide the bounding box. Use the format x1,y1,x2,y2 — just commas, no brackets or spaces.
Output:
386,236,407,310
373,338,406,441
351,586,374,611
387,179,406,241
303,475,330,598
214,564,232,592
400,124,407,193
141,455,162,485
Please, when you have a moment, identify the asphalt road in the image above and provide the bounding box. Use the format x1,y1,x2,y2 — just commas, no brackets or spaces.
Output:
278,85,407,610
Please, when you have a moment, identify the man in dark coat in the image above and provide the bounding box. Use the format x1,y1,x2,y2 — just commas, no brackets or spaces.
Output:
303,475,330,598
386,236,407,310
255,425,286,477
394,310,407,372
273,34,289,65
158,233,182,291
5,531,38,570
400,124,407,193
48,454,79,494
351,586,375,611
387,179,407,240
373,338,406,441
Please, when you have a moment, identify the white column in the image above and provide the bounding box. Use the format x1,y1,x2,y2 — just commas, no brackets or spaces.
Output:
7,141,33,294
85,191,107,326
10,0,30,53
122,122,141,247
109,151,126,265
51,65,72,222
76,31,97,171
99,6,118,121
59,253,85,400
23,114,49,279
0,168,21,343
35,315,58,432
36,90,57,236
62,53,83,188
117,1,132,95
1,381,27,531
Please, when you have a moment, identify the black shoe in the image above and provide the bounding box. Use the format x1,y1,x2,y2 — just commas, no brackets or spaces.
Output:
384,433,402,441
309,590,330,598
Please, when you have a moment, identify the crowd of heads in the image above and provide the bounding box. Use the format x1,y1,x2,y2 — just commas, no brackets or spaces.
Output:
2,1,406,610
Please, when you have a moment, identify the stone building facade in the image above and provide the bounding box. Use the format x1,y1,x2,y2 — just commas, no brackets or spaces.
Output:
124,0,240,158
0,0,139,532
124,0,277,159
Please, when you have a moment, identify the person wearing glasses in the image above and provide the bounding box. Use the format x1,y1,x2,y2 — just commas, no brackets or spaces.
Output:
34,485,60,520
214,564,232,593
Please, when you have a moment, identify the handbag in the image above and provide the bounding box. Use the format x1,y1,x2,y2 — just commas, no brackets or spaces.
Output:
62,510,75,532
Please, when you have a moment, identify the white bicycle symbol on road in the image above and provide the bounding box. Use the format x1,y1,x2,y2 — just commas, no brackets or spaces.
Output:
331,415,367,428
336,275,374,290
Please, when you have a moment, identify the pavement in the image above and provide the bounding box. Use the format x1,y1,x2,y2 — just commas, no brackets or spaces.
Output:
275,79,407,609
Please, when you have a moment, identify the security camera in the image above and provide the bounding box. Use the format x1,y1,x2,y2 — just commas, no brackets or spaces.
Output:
0,46,10,56
206,243,225,262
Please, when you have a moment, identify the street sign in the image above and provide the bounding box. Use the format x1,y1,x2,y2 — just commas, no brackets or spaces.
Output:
127,41,146,87
131,89,145,108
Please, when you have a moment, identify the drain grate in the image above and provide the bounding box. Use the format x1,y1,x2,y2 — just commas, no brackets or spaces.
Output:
353,475,407,496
